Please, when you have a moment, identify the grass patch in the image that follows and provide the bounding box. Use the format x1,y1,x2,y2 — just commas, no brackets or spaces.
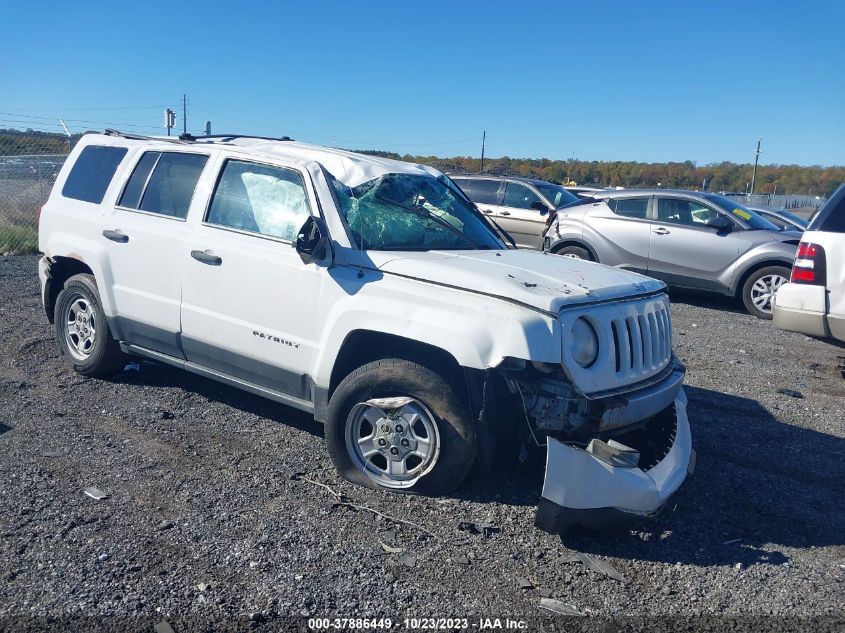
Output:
0,222,38,255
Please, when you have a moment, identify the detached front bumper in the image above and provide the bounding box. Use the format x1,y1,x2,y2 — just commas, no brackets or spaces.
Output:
535,389,692,533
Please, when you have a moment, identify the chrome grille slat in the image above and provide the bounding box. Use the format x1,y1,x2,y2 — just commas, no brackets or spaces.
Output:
606,297,672,381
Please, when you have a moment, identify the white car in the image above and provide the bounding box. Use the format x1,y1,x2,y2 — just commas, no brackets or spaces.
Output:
38,131,693,532
774,184,845,343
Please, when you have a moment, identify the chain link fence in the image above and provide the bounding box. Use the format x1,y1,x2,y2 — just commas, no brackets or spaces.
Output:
0,131,75,255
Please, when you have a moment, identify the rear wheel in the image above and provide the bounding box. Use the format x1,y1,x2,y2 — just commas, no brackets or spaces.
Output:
553,245,594,261
325,359,476,495
741,265,790,319
54,274,126,376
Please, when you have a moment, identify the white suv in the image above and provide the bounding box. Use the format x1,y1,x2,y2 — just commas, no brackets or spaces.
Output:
38,131,693,532
774,183,845,343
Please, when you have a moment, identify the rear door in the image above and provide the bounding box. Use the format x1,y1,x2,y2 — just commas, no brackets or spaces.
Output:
647,196,743,291
499,181,549,249
581,196,652,273
105,149,210,357
180,156,324,402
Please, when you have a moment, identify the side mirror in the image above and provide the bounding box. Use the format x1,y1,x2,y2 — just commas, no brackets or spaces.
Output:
705,216,733,232
294,216,331,265
531,200,551,214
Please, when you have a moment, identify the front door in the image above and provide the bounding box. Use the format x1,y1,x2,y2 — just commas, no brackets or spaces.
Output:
499,182,549,249
647,197,743,291
180,157,323,401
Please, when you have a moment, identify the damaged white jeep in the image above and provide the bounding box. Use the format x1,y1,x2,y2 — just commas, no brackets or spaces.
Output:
39,131,692,532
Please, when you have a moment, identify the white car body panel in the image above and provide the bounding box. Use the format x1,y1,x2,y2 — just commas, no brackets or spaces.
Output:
774,228,845,342
542,390,691,513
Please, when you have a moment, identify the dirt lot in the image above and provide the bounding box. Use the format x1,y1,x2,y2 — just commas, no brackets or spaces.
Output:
1,255,843,631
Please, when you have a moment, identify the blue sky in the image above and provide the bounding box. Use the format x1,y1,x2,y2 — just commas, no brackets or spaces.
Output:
2,1,843,165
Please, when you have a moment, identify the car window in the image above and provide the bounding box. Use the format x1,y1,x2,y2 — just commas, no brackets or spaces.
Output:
610,198,649,219
62,145,128,204
759,212,790,230
119,151,208,219
657,198,722,227
206,160,311,241
456,179,501,205
503,182,543,210
809,184,845,233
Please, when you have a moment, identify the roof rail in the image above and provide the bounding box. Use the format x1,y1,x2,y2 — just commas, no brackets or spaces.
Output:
103,129,294,144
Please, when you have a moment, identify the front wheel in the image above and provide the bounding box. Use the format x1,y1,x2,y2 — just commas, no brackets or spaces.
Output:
325,359,476,495
741,266,790,319
552,245,594,261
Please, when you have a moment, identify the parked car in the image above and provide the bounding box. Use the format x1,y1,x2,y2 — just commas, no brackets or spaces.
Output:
544,189,801,319
564,185,605,198
450,175,579,249
774,183,845,343
745,205,809,232
38,132,692,533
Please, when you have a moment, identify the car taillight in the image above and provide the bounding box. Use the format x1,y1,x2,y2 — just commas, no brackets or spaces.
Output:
790,242,826,285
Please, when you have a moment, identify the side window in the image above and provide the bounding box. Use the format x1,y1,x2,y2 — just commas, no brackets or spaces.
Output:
460,179,501,205
657,198,721,227
119,151,208,219
206,160,311,241
610,198,649,219
503,182,543,210
62,145,128,204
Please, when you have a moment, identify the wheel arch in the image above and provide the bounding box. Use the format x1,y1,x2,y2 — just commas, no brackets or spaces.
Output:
44,256,95,323
732,258,793,297
548,238,599,261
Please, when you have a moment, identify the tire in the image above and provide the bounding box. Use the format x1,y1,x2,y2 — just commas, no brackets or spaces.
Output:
553,245,594,261
741,265,790,320
325,358,477,495
54,273,126,376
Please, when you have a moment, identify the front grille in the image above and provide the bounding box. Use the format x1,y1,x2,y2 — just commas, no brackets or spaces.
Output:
609,299,672,379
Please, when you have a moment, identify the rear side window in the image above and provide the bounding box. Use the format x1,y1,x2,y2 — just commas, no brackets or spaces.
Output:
810,185,845,233
119,151,208,219
206,160,311,241
62,145,128,204
611,198,649,219
457,179,502,205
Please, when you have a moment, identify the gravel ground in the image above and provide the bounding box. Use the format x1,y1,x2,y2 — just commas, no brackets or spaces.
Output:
1,255,843,631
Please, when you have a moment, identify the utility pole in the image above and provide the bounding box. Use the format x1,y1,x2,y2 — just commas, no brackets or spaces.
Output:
750,138,761,196
480,131,486,173
182,94,188,136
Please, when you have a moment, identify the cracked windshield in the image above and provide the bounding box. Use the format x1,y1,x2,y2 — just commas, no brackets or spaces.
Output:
332,173,505,251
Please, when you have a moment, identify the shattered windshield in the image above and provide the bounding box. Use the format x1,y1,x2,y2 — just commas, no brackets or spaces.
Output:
330,172,506,251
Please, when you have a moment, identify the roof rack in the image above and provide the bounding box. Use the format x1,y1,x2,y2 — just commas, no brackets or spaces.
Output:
103,129,293,144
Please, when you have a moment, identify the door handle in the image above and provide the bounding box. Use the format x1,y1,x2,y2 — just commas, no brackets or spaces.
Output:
102,229,129,243
500,211,511,216
653,227,670,235
483,209,493,214
191,249,223,266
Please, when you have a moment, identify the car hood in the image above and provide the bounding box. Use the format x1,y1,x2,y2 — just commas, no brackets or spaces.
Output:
767,229,803,243
364,249,665,313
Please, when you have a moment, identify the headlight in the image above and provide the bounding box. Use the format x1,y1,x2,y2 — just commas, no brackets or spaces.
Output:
570,317,599,368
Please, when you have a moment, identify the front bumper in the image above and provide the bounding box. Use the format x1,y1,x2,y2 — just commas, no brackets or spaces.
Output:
535,389,692,533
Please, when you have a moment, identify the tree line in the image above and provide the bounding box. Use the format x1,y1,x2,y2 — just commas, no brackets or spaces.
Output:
358,151,844,198
2,129,839,197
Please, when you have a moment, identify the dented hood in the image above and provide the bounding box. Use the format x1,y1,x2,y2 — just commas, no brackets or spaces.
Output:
367,249,665,313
